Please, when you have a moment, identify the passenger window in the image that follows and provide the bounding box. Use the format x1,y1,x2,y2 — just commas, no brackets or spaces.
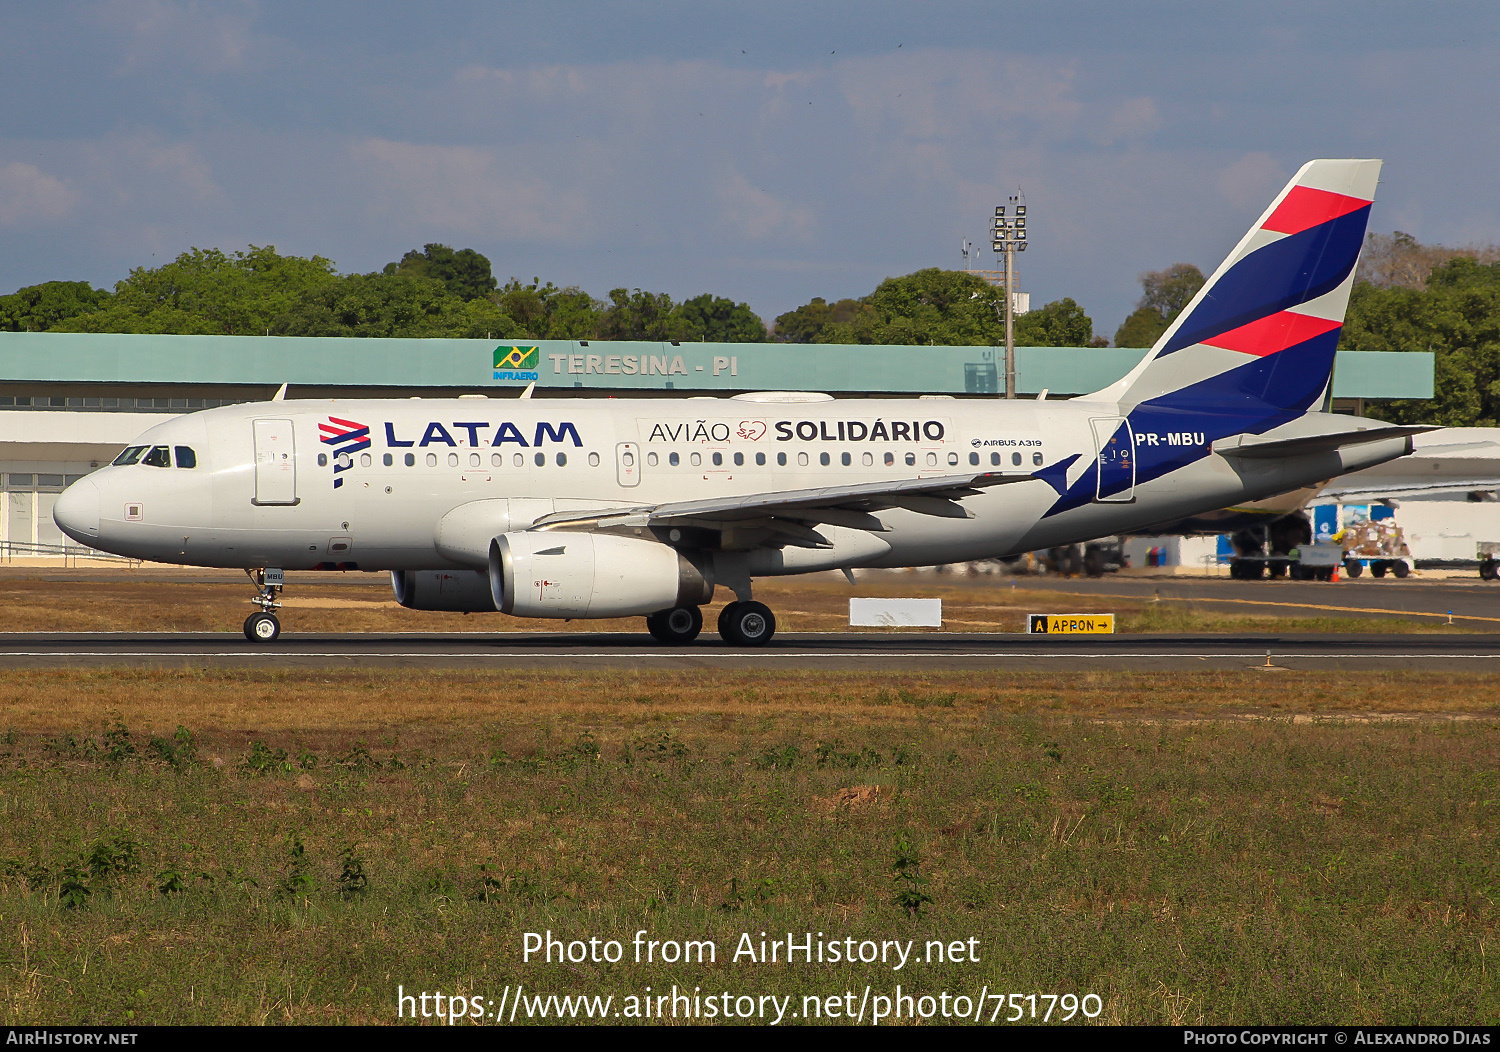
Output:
143,446,171,468
384,453,394,466
712,452,722,466
317,453,329,467
556,453,567,467
734,452,744,466
448,453,459,467
426,453,437,467
361,453,373,467
755,452,765,466
820,452,830,466
905,453,916,466
842,453,852,467
513,453,524,467
948,452,959,466
777,452,787,466
174,446,197,468
884,452,894,466
669,452,680,467
647,452,659,466
992,453,1001,466
1012,452,1023,466
405,453,416,467
1033,452,1044,466
589,452,600,467
469,453,480,467
926,453,937,467
534,452,545,467
690,452,702,467
862,452,873,466
969,452,979,466
797,452,809,467
112,446,146,466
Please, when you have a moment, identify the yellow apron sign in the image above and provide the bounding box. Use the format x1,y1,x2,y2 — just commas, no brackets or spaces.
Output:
1028,614,1115,634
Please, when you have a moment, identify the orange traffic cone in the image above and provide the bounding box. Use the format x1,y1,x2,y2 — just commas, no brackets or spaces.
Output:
1331,563,1339,582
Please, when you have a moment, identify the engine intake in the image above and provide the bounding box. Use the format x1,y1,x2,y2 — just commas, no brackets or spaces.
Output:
489,532,713,618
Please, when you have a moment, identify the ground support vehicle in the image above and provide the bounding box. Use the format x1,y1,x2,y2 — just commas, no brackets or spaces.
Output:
1339,520,1412,579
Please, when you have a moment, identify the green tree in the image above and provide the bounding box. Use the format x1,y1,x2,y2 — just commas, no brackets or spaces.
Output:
268,273,516,339
1113,263,1206,348
1343,256,1500,426
51,246,339,336
1014,297,1095,347
672,293,767,342
384,244,497,302
596,288,692,341
0,280,110,332
495,279,603,339
772,297,872,343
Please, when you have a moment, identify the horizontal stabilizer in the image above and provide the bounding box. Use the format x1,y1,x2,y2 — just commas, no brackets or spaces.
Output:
1212,425,1438,460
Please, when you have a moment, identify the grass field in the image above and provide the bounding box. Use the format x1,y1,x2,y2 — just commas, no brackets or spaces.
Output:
2,667,1497,1026
0,571,1477,634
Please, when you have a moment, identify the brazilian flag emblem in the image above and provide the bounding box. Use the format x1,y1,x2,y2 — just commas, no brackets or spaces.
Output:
494,345,540,370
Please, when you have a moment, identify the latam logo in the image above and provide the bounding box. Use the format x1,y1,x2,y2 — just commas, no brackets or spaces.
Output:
319,416,371,489
494,345,540,382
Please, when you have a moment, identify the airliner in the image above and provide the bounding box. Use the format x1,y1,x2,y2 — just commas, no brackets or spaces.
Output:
53,159,1431,645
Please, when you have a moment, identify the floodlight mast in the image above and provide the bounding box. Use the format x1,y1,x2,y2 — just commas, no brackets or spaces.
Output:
990,194,1028,399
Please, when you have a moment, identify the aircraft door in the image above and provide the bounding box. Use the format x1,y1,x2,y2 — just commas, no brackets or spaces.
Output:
616,442,641,487
253,418,299,506
1091,417,1135,503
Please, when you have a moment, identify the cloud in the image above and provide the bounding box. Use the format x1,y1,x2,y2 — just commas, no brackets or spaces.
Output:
715,171,815,242
1216,152,1288,211
94,0,259,75
350,138,589,241
0,161,77,225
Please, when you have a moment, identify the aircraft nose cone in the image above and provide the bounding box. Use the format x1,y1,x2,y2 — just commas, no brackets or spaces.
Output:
54,478,101,542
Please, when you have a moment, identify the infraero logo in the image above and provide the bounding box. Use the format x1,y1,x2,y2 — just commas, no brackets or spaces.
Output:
494,345,541,382
318,416,371,489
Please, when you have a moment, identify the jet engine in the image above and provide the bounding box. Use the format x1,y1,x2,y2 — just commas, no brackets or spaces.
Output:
489,532,713,618
391,569,498,612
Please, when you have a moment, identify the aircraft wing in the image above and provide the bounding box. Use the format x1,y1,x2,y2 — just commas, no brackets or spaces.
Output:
1312,478,1500,505
529,471,1035,548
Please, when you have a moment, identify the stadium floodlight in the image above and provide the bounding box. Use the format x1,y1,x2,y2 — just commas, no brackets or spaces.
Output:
988,192,1031,398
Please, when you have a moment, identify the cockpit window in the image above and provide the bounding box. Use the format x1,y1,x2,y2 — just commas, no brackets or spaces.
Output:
174,446,197,469
143,445,171,468
112,445,146,466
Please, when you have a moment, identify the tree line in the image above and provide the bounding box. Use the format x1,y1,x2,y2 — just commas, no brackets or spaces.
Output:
3,233,1498,424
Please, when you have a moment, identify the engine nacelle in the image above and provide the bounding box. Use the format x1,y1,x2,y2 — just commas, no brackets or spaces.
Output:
391,569,498,612
489,532,713,618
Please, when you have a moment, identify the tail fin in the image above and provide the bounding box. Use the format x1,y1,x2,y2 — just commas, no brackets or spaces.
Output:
1091,159,1380,422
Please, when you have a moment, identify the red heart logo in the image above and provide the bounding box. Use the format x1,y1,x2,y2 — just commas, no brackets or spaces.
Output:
737,420,767,441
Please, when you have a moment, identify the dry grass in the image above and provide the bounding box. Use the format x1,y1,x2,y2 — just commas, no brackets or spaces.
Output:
0,571,1469,634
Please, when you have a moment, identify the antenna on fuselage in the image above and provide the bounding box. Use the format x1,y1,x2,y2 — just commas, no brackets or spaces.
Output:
519,382,535,399
271,383,288,401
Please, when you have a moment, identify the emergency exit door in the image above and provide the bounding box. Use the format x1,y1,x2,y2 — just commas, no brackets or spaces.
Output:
1091,417,1136,503
253,418,299,505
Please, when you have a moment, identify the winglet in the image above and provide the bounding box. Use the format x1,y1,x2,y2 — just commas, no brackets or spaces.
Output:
519,382,535,400
271,383,288,402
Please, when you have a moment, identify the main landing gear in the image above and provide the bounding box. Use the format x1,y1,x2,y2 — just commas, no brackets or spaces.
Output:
243,567,284,643
643,600,778,647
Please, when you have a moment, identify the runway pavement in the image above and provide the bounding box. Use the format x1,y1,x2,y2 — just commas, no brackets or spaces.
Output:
1,630,1497,671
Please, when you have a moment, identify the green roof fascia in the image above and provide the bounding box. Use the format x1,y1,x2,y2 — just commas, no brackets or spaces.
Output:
0,332,1433,398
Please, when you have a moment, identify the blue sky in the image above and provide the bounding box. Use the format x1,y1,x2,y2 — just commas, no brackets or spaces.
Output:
2,1,1496,337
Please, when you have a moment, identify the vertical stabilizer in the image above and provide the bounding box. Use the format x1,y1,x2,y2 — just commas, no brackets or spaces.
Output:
1089,159,1380,422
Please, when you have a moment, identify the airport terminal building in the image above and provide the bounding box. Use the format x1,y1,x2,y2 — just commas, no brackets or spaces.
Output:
0,331,1438,559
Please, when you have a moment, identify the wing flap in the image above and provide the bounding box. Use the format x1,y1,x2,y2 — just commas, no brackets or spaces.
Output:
1212,425,1438,460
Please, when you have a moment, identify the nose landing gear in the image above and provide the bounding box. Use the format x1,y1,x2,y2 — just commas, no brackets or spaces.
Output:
244,567,284,643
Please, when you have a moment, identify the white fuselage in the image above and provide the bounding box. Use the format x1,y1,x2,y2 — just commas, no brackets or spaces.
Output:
53,395,1412,577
